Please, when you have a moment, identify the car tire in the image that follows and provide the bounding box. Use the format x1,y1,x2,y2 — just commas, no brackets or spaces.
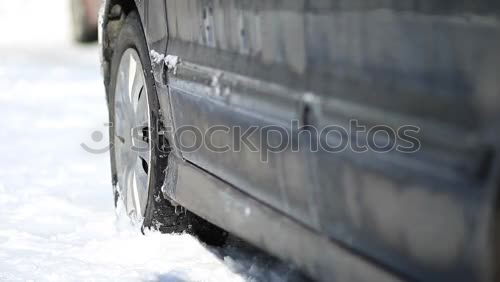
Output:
107,10,227,246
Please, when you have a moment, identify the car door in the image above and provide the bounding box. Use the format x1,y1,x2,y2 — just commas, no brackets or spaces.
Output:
299,3,500,281
164,0,315,228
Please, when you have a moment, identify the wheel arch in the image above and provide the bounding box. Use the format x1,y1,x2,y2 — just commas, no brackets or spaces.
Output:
100,0,176,200
100,0,169,114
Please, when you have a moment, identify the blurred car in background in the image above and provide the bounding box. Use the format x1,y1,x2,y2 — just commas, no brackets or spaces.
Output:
70,0,100,42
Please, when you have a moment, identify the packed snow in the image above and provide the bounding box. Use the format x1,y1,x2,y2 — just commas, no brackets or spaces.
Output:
164,55,180,75
150,50,166,65
0,1,305,281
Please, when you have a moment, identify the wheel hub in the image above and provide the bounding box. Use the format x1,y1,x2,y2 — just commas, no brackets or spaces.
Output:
113,48,151,222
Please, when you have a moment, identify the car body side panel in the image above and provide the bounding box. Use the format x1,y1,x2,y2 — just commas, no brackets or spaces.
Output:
162,1,500,281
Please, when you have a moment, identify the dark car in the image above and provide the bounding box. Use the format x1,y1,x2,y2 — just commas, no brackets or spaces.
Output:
70,0,101,42
99,1,500,281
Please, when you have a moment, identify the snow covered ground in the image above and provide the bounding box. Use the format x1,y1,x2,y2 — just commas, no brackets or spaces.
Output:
0,1,304,281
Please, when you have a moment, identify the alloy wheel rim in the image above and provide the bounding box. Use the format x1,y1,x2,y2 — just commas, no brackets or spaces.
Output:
114,48,151,222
